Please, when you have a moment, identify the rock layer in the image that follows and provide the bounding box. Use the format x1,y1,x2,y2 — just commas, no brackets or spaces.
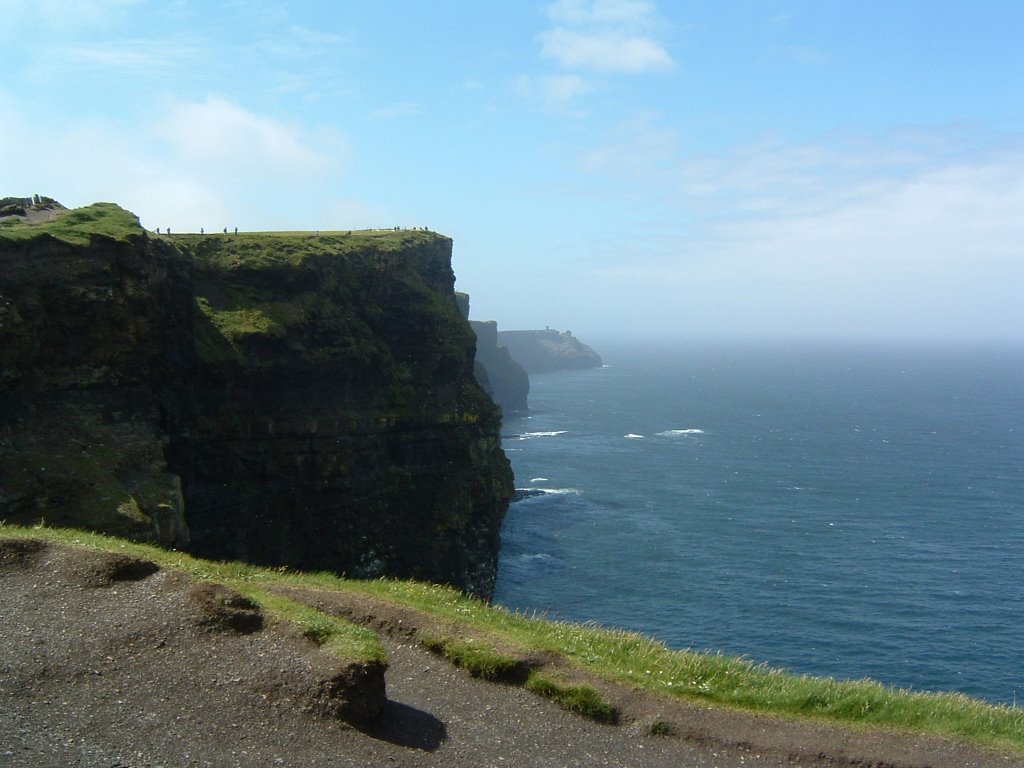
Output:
0,203,513,598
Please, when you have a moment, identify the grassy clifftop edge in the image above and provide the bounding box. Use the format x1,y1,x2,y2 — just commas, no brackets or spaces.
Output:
0,201,447,256
2,523,1022,755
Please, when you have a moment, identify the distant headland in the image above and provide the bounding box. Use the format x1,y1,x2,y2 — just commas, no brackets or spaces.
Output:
497,328,603,374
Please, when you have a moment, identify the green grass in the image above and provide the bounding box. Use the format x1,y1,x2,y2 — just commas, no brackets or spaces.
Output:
195,295,283,341
0,203,144,244
255,560,1024,753
235,585,385,663
0,524,384,665
3,523,1023,753
525,671,619,724
419,632,524,681
171,228,444,270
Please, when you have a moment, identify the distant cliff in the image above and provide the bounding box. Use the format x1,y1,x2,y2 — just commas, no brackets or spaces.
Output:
468,320,529,413
456,294,529,414
0,202,513,598
498,329,602,374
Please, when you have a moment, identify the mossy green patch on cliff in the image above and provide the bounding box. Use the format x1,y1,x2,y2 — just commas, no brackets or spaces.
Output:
0,203,144,245
0,403,183,544
195,296,283,340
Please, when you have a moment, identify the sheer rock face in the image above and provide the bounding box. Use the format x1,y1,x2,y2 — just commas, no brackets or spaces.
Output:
1,206,513,599
0,231,194,547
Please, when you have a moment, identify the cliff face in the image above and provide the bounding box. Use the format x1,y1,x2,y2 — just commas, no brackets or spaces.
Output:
456,293,529,414
468,320,529,413
497,329,602,374
0,203,513,598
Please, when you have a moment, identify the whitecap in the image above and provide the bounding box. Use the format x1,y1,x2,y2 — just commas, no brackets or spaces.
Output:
657,428,705,436
624,433,645,439
519,430,568,439
534,487,582,495
530,477,549,482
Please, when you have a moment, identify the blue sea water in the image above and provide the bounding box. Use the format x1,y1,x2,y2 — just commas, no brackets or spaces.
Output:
492,340,1024,706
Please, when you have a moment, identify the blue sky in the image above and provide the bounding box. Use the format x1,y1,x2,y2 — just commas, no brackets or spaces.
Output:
2,1,1022,342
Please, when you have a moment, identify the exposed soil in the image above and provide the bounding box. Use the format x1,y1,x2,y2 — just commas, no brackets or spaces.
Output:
0,202,65,224
0,538,1017,768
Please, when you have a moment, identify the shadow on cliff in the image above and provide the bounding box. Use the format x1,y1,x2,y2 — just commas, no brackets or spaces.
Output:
358,700,447,751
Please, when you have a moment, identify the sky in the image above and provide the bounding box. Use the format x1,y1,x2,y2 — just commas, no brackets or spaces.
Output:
2,0,1022,343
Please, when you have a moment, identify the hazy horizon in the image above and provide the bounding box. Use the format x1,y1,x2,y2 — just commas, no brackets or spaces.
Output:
2,2,1021,343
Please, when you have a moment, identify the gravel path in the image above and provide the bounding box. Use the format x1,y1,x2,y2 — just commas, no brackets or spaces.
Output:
0,539,1015,767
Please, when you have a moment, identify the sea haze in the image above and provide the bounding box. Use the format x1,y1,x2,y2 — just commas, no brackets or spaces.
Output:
493,340,1024,706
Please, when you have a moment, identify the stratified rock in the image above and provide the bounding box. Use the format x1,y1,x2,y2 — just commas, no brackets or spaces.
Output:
0,203,514,599
497,329,602,374
0,205,194,547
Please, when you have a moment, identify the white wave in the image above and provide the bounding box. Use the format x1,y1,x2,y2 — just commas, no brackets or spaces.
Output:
535,487,581,495
519,430,567,439
657,428,705,436
530,477,549,482
624,433,645,439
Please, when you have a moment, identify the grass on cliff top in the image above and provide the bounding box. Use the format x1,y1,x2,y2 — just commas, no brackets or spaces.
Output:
3,524,1023,753
169,228,445,270
0,203,144,245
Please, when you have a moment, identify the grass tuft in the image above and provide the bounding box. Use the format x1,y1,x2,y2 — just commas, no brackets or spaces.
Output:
649,720,674,736
525,671,619,724
419,633,524,681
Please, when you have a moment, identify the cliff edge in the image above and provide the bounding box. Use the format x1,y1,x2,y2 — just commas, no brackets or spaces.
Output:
0,201,513,598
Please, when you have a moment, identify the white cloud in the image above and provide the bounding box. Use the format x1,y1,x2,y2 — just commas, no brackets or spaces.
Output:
539,28,672,73
582,128,1024,340
154,96,332,178
51,39,195,71
0,90,349,232
539,0,672,74
578,112,678,177
0,0,142,30
511,73,592,111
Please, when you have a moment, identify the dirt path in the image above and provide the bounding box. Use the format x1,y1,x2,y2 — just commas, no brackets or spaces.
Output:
0,539,1015,767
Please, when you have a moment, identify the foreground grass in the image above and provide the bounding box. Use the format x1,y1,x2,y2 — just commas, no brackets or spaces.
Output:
3,524,1022,753
0,524,383,665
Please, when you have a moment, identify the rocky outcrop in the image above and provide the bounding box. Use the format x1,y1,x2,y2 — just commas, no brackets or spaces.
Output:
497,329,602,374
0,203,513,598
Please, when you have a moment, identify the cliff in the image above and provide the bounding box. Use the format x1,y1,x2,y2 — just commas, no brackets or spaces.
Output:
456,293,529,414
469,320,529,413
0,202,513,598
497,329,602,374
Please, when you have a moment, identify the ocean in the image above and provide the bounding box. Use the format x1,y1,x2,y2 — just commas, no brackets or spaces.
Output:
492,340,1024,706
